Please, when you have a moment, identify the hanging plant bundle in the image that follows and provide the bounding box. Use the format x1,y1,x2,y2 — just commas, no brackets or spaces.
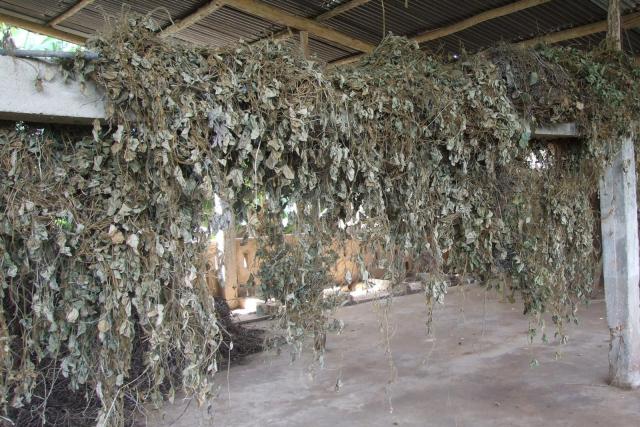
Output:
1,14,639,426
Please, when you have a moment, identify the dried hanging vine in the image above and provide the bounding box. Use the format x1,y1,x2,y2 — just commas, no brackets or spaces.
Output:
1,14,639,426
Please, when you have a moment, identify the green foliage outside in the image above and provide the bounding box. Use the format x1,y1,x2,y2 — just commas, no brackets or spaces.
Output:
0,24,78,51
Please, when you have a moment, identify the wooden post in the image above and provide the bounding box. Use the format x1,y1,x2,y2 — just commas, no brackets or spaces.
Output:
299,30,309,59
217,199,240,309
607,0,622,51
223,214,240,309
599,136,640,388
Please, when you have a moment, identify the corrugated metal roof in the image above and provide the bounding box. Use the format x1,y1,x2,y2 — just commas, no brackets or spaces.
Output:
261,0,325,18
189,6,282,47
1,0,639,62
62,0,203,35
323,0,513,45
175,3,355,60
423,0,612,53
590,0,640,12
0,0,73,22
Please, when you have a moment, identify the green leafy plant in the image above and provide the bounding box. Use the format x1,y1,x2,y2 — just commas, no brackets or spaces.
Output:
1,14,639,426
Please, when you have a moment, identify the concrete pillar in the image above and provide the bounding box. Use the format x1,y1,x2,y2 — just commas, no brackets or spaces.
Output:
599,135,640,388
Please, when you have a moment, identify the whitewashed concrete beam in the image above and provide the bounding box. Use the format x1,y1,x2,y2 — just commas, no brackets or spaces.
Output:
2,56,583,139
0,56,105,125
532,122,579,139
599,135,640,389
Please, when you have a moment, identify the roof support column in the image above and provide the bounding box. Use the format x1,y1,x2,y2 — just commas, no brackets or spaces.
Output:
221,205,240,309
599,135,640,388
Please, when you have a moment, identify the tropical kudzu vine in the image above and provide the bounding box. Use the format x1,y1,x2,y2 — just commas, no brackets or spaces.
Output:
1,14,639,426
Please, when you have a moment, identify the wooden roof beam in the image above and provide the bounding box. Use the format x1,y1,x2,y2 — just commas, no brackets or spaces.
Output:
413,0,551,44
266,0,372,42
332,7,640,67
329,53,363,67
160,0,226,38
330,0,551,66
224,0,375,52
48,0,96,27
314,0,372,22
518,11,640,47
0,12,86,45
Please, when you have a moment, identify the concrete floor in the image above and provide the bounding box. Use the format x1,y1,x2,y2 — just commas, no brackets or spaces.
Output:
141,286,640,427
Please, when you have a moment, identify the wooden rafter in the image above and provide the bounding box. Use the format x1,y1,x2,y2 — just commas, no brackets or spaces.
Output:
0,12,86,45
333,6,640,67
314,0,372,22
265,0,372,42
413,0,551,44
518,11,640,48
330,0,551,66
49,0,96,27
160,0,226,38
329,53,363,67
224,0,375,52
